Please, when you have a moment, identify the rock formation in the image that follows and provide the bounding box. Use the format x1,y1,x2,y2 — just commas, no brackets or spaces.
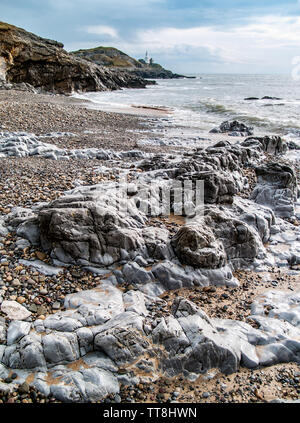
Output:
210,120,254,137
71,46,188,80
0,121,300,402
0,22,149,93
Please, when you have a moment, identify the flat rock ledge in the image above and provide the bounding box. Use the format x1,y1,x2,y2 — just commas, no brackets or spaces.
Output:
0,286,300,402
0,135,299,402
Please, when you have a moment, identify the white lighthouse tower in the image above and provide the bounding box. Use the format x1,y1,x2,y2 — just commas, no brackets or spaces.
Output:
144,51,150,65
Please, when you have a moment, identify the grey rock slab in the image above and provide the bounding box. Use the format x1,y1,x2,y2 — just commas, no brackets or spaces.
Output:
122,262,153,285
19,259,63,276
93,311,147,365
152,316,190,353
42,332,80,365
64,282,124,322
43,315,83,332
7,320,31,346
123,290,148,317
49,367,119,403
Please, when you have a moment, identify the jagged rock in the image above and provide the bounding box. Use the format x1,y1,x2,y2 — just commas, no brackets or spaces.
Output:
233,198,276,244
171,224,226,268
0,21,148,93
171,208,262,270
209,120,253,136
50,367,119,403
160,298,241,375
151,261,195,290
93,311,147,365
38,189,146,265
16,218,40,245
123,291,148,317
241,136,287,155
19,335,46,369
0,80,37,92
1,283,300,402
142,227,173,260
251,162,297,218
204,208,261,268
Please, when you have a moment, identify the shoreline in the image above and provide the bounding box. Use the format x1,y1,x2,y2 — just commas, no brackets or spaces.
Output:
0,88,300,404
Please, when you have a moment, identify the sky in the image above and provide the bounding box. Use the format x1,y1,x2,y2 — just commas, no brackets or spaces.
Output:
1,0,300,74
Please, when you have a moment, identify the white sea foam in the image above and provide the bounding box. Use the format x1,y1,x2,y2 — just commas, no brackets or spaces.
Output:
73,74,300,143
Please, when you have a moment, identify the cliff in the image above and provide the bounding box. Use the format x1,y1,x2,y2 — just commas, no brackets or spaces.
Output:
71,46,188,79
0,22,149,94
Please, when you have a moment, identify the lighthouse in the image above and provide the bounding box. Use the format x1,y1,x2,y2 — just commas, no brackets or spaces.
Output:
144,51,150,65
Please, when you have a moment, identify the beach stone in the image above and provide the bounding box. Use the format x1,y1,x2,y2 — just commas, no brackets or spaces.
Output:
18,381,30,394
1,300,31,320
16,218,40,245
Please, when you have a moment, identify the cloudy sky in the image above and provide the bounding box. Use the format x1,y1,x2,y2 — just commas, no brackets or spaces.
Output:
1,0,300,74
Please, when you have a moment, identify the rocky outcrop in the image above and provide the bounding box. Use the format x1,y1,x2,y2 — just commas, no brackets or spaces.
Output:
241,136,288,155
71,46,188,80
0,22,149,94
209,120,254,137
1,127,299,402
251,163,298,218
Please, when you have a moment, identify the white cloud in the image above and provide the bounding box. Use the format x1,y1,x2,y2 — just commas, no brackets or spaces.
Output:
68,14,300,73
85,25,118,38
134,15,300,66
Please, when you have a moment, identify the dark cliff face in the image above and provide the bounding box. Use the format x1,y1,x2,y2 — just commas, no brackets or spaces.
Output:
71,46,186,79
0,22,149,94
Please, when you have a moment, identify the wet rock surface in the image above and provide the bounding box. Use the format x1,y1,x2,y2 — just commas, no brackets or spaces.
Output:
0,90,299,403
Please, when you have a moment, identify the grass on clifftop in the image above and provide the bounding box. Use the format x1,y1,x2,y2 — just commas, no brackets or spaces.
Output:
0,22,17,31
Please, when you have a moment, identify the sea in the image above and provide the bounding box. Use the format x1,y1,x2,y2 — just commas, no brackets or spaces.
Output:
73,73,300,147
